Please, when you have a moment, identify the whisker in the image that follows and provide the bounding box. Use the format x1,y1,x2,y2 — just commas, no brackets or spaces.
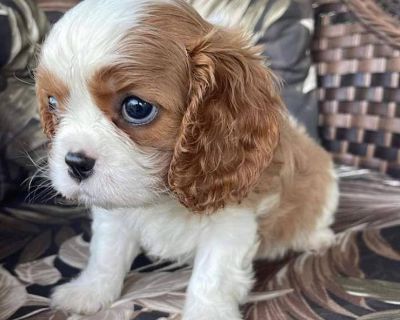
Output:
27,184,57,203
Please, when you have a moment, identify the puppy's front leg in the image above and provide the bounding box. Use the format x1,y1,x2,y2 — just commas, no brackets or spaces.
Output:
51,207,140,314
183,209,259,320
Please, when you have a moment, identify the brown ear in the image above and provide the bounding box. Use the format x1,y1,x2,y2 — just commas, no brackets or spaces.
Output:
168,28,284,213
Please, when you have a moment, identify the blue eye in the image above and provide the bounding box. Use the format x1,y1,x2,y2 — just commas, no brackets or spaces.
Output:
48,96,58,112
121,96,158,125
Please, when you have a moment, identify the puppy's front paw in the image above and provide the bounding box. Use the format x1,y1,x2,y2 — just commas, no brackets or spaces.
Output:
51,279,118,315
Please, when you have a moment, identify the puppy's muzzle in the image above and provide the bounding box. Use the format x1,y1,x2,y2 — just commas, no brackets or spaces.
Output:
65,151,96,182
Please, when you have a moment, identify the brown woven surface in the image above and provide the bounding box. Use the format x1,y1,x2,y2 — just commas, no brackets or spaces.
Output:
314,1,400,178
344,0,400,50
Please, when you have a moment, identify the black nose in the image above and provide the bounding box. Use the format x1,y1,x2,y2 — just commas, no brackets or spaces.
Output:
65,152,96,182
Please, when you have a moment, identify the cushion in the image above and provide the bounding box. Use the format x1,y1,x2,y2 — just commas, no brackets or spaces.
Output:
0,0,49,203
2,167,400,319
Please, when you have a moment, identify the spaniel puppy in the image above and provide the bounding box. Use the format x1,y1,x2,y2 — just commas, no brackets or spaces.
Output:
36,0,338,319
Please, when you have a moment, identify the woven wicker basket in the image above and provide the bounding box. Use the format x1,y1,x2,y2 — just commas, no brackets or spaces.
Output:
314,0,400,178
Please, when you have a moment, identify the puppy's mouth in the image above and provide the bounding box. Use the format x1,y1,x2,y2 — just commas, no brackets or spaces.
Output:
67,189,113,210
49,148,165,209
62,186,93,204
61,183,135,210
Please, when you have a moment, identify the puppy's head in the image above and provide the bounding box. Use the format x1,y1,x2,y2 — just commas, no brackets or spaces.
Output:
36,0,283,212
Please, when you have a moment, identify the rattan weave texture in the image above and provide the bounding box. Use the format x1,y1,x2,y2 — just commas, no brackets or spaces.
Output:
314,1,400,178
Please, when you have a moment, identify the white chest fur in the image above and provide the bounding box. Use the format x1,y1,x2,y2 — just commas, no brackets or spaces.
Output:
91,198,259,263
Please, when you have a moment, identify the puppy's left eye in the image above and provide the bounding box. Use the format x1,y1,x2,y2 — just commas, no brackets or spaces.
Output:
48,96,58,112
121,96,158,125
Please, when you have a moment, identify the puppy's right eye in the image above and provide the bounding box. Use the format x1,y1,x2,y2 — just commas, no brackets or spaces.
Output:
48,96,58,112
121,95,158,126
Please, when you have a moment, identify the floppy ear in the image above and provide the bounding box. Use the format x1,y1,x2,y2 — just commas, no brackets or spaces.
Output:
168,28,285,214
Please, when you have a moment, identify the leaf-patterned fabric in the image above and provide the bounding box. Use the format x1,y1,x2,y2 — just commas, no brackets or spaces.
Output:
1,168,400,319
0,0,49,203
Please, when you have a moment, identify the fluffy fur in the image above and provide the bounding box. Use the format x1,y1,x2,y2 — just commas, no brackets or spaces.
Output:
36,0,338,319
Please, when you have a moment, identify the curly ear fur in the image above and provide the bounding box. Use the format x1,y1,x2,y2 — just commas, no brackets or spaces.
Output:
168,28,285,214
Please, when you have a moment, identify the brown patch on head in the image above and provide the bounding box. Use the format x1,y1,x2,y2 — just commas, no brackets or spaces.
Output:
89,60,185,150
88,1,209,149
35,66,69,137
89,0,285,213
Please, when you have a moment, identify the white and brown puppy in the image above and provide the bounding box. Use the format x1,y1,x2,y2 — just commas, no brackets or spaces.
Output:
36,0,338,318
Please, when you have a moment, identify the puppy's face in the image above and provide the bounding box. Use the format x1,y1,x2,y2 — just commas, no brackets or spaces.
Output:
36,0,283,212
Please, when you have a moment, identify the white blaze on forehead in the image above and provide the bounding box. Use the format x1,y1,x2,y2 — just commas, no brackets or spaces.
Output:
39,0,168,87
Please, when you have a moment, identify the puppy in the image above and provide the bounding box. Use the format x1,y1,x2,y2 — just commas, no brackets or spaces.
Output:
35,0,338,319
